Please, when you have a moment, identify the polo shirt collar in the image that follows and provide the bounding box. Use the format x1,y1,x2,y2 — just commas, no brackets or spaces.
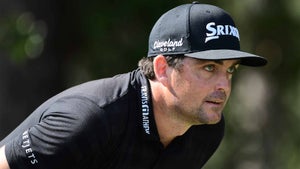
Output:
137,69,160,141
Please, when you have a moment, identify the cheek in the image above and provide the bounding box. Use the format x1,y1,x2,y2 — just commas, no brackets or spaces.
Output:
177,78,211,101
170,70,214,99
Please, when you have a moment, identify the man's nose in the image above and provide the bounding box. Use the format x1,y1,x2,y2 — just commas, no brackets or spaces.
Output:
215,73,231,92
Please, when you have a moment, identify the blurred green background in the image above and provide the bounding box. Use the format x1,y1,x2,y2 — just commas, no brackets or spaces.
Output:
0,0,299,168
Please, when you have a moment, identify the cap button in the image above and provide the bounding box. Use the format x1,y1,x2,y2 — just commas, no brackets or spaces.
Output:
192,1,200,4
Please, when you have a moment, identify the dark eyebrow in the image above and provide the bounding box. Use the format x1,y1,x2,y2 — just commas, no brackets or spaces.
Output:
213,60,224,65
212,60,241,66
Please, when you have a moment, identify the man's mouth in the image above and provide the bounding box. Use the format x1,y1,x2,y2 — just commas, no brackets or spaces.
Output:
204,91,227,105
205,100,223,105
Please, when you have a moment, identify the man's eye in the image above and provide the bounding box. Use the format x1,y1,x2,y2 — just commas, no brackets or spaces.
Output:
204,65,215,72
227,65,238,74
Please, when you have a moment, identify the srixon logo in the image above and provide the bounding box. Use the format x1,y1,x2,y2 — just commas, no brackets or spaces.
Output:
205,22,240,43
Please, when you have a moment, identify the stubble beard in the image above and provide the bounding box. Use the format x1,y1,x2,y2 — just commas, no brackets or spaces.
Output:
195,105,223,124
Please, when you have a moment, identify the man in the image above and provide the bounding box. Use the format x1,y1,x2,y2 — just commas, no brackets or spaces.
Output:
0,2,267,169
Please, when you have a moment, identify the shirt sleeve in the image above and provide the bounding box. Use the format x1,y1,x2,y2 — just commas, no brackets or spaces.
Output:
4,95,111,169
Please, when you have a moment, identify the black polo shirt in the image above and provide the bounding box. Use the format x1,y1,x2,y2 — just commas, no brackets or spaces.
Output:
0,69,224,169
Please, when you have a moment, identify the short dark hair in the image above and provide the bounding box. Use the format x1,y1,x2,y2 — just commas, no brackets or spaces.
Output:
138,55,185,80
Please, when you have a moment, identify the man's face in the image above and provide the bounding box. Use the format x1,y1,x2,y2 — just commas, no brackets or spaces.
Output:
166,57,240,125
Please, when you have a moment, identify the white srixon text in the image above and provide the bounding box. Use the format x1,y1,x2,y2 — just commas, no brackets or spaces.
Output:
205,22,240,43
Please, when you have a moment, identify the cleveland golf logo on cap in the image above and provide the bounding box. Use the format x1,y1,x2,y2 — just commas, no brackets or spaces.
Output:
153,38,184,52
205,22,240,43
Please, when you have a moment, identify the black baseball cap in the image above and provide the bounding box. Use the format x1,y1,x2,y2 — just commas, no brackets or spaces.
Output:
147,2,267,66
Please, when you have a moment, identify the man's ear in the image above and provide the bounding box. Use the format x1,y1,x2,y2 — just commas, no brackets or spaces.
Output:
153,55,169,86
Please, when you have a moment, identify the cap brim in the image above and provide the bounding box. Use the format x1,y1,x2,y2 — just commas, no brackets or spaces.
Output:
184,49,267,67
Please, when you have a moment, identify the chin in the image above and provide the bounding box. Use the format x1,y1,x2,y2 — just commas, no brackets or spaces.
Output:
205,113,222,124
196,108,223,125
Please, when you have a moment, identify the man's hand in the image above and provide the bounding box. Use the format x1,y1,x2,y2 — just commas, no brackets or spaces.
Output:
0,146,10,169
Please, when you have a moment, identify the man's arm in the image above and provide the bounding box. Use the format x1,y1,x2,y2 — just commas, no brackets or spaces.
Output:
0,146,10,169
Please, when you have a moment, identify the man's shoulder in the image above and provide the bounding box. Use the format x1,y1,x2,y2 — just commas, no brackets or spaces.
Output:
36,69,142,110
31,69,145,132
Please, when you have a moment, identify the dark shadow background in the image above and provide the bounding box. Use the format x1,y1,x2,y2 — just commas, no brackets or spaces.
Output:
0,0,299,168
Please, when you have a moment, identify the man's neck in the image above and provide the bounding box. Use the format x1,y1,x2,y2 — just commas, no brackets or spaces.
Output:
150,80,191,147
